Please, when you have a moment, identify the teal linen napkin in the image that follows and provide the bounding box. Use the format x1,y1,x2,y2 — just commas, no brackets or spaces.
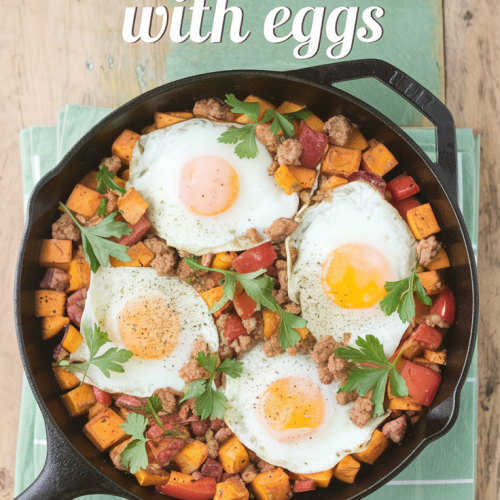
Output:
15,105,479,500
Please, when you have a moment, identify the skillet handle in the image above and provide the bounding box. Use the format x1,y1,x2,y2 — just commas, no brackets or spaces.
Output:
14,413,134,500
285,59,457,198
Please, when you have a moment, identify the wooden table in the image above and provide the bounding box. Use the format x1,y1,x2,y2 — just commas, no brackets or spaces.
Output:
0,2,496,499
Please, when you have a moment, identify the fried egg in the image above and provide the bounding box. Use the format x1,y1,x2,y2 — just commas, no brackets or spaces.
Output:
288,181,416,357
71,267,219,396
128,118,299,255
224,344,387,473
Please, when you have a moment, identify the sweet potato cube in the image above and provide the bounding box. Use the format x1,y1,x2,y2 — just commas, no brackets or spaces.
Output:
88,403,108,421
322,175,348,191
295,328,309,339
352,430,390,464
321,146,361,177
61,324,83,353
426,247,450,271
39,239,73,271
213,251,238,270
65,184,104,218
114,176,126,189
67,256,91,292
155,111,194,129
263,309,281,338
80,171,98,190
251,467,291,500
109,241,154,268
218,435,249,474
235,96,275,123
423,349,447,365
42,316,70,340
83,407,128,452
417,270,444,295
121,169,130,181
361,143,398,176
111,129,141,166
344,127,369,151
332,456,360,484
117,188,149,225
274,165,302,195
141,123,157,134
35,290,66,317
286,469,334,488
135,468,170,487
287,166,317,189
276,101,325,132
216,476,250,500
172,440,209,474
200,286,225,311
52,366,80,390
407,203,441,240
63,383,97,417
389,396,422,412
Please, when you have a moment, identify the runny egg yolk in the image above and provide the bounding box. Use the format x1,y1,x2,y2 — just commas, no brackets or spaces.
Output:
118,296,180,359
321,243,394,309
260,377,325,442
180,156,239,215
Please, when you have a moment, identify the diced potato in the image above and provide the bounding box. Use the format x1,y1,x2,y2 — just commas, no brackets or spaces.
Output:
42,316,70,340
52,367,80,390
155,111,194,129
111,129,141,166
218,435,249,474
141,123,157,134
35,290,66,317
200,286,224,310
332,455,360,484
235,96,275,124
63,383,97,417
423,349,447,365
322,175,348,191
83,407,128,452
39,239,73,271
172,440,209,475
65,184,104,218
135,468,170,487
274,165,302,195
321,146,361,177
417,270,444,295
389,396,422,412
407,203,441,240
61,324,83,353
117,188,149,225
276,101,325,132
361,143,398,176
426,247,450,271
67,256,91,292
344,127,369,151
263,309,281,338
286,469,334,488
213,251,238,270
287,166,317,189
251,467,292,500
352,429,390,464
80,171,98,190
109,241,154,268
216,476,250,500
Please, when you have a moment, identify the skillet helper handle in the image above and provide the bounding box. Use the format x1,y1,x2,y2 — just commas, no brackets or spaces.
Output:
14,414,135,500
286,59,458,198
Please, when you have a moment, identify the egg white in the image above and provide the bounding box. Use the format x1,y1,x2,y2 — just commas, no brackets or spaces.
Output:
71,267,219,397
224,345,387,473
128,118,299,255
288,181,416,358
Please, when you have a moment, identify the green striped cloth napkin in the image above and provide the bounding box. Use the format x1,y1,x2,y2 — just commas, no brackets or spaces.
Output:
15,104,479,500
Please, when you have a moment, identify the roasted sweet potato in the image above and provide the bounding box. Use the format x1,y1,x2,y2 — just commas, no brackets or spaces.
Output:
42,316,70,340
117,188,149,225
109,241,154,268
361,143,398,176
218,435,249,474
276,101,325,132
389,396,422,412
83,407,128,452
111,129,141,166
274,165,302,195
141,124,157,134
423,349,447,365
52,366,80,390
322,175,348,191
213,251,238,270
352,430,390,464
235,96,276,123
343,127,369,151
287,166,317,189
426,247,450,271
67,256,91,292
263,309,281,338
39,239,73,271
61,324,83,353
156,472,216,500
135,468,170,487
417,270,444,295
155,111,194,129
79,171,98,190
200,286,224,311
216,476,250,500
407,203,441,240
35,290,66,317
321,146,361,177
63,383,97,417
65,184,104,218
286,469,334,488
332,455,360,484
251,467,292,500
172,440,210,475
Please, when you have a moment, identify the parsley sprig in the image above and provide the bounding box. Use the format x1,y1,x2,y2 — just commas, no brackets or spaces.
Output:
59,202,132,272
53,323,133,384
96,165,126,195
185,258,305,349
218,94,311,159
181,352,243,420
335,335,409,417
380,263,432,323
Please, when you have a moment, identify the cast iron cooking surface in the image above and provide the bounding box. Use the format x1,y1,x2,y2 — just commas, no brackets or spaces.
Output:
15,60,478,500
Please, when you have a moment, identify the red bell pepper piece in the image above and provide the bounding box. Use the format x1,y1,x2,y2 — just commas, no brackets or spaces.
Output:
233,291,257,319
401,360,441,406
224,313,248,344
298,122,329,169
430,286,456,325
410,323,443,351
156,473,216,500
117,213,152,246
391,196,421,223
92,387,113,406
348,171,386,195
232,242,277,274
386,174,421,202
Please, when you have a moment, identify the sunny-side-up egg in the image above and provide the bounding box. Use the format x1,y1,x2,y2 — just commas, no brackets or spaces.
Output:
288,181,416,358
128,118,299,255
70,267,219,396
224,344,387,473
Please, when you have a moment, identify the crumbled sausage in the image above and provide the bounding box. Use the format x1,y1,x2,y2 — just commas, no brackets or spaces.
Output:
416,236,442,267
317,363,335,385
246,227,263,244
272,289,287,305
193,98,235,122
144,236,178,276
421,313,450,329
192,471,205,481
275,259,288,293
298,190,311,206
201,253,213,268
350,397,374,428
221,473,241,483
210,418,226,432
153,388,180,414
104,189,118,213
52,213,81,242
283,301,301,314
241,463,258,483
201,458,224,482
109,439,131,471
327,355,352,383
192,271,225,293
256,459,276,473
268,160,280,176
188,415,210,436
216,314,230,340
244,447,259,463
176,260,195,280
264,218,299,243
311,335,340,364
218,344,236,361
40,268,70,292
102,155,122,173
382,415,408,443
191,338,209,358
336,390,358,406
242,317,257,335
276,138,303,166
178,359,210,384
255,123,278,153
263,335,284,357
230,335,255,356
178,398,196,420
287,333,316,356
205,429,219,459
323,115,353,146
215,427,233,444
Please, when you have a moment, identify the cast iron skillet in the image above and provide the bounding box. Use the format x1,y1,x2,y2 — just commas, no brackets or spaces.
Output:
14,59,478,500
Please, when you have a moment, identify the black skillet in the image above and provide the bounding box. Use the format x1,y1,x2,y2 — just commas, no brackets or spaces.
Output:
14,59,479,500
